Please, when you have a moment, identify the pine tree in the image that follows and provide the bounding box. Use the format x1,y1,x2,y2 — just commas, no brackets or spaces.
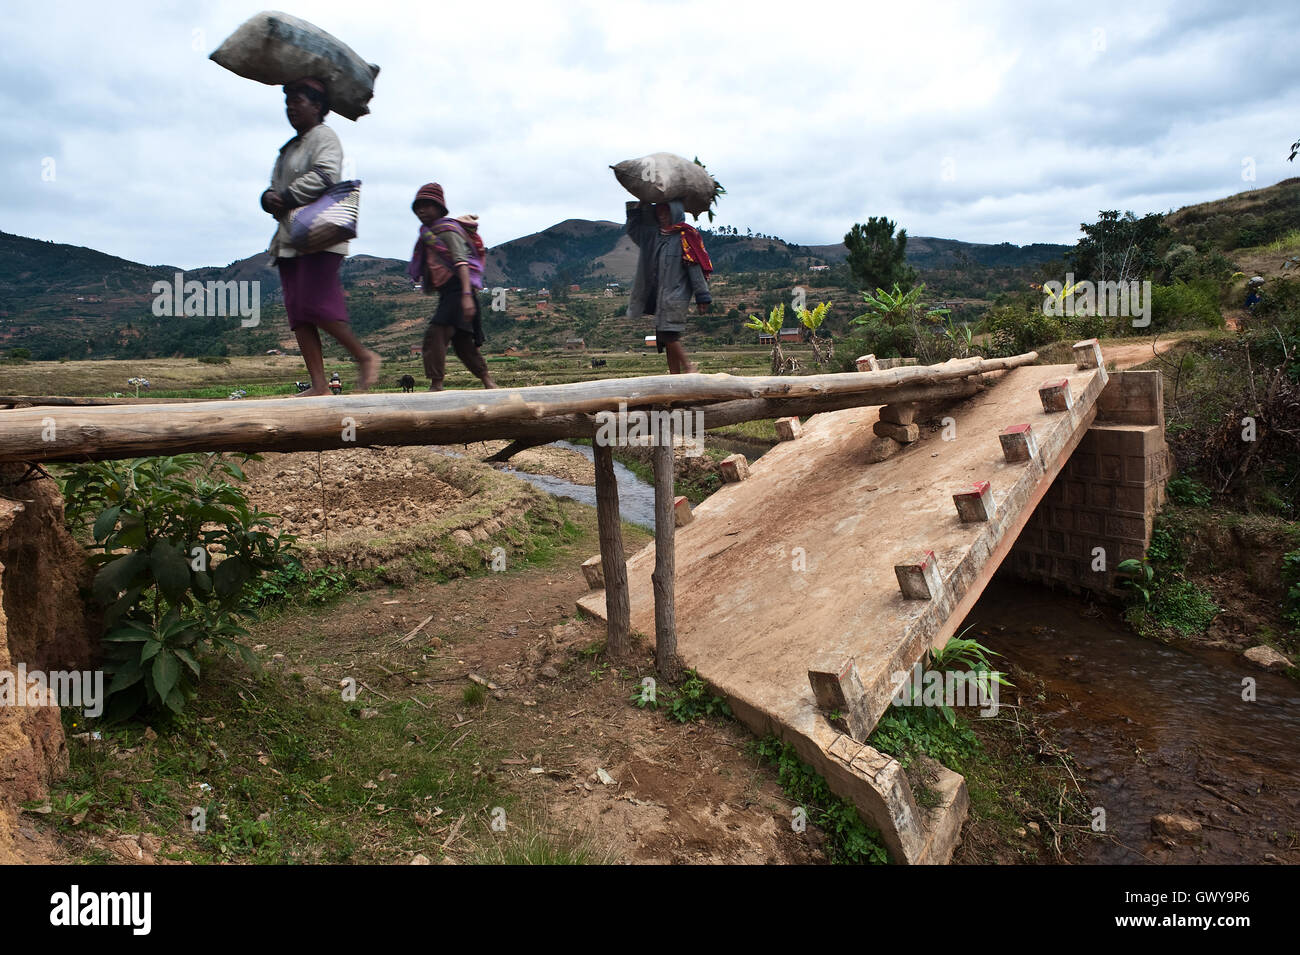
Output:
844,217,917,294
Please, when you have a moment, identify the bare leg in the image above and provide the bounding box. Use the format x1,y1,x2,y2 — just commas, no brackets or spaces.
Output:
293,326,331,396
665,340,696,375
319,320,381,392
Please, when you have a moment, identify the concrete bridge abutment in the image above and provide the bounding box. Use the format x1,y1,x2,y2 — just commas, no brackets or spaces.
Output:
1007,370,1171,595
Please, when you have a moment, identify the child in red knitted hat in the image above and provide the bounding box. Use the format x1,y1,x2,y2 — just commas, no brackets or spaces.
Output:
407,183,496,391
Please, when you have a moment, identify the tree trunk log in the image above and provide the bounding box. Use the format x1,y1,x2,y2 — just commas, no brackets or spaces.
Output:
651,434,680,681
593,442,632,659
0,355,1037,464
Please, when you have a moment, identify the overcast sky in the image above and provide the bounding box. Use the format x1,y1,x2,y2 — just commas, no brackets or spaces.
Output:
5,0,1300,270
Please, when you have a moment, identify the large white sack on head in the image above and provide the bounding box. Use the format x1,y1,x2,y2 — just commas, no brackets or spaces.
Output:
611,153,720,215
210,10,380,121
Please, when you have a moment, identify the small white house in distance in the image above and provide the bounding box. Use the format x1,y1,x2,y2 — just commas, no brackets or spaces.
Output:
644,335,657,347
809,264,830,272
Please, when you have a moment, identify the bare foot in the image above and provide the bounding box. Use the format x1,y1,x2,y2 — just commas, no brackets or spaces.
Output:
682,362,699,374
294,387,330,397
428,383,444,392
482,378,499,389
356,350,381,392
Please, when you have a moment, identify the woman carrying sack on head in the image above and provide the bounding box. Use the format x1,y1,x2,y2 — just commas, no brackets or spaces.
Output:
625,199,712,374
260,77,380,395
407,183,497,391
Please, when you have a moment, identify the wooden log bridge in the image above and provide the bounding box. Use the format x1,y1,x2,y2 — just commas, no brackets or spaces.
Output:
0,352,1036,697
0,354,1035,464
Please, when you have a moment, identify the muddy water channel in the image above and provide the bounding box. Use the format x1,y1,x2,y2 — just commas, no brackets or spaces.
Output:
499,438,773,531
965,578,1300,864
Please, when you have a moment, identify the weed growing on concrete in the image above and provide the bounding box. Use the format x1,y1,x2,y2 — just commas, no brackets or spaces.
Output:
750,736,889,864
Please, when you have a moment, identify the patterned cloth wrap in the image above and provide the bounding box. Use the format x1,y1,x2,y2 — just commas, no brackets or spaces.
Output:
406,218,484,289
669,222,713,276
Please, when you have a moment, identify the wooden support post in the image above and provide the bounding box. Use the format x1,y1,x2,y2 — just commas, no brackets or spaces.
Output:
593,442,631,659
651,422,680,681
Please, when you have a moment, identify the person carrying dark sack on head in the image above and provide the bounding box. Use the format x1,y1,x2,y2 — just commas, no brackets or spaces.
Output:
261,77,380,395
625,199,712,374
407,183,497,391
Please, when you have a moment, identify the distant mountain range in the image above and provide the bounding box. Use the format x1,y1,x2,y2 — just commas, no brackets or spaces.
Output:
9,176,1295,361
0,221,1069,360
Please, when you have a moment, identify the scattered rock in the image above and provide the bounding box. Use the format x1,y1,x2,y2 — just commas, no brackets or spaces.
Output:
1243,645,1292,671
1026,822,1040,836
539,665,560,680
867,436,901,463
451,529,475,547
359,708,380,719
596,768,616,786
410,853,431,865
1151,813,1202,840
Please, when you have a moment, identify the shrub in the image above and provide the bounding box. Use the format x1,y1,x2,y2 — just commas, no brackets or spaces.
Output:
1150,280,1223,330
1148,579,1220,634
60,454,296,721
982,305,1063,355
1166,475,1212,507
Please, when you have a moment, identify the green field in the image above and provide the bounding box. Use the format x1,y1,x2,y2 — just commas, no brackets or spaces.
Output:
0,346,793,399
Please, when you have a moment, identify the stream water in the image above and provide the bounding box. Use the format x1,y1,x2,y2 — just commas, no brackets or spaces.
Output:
964,577,1300,864
499,440,657,529
498,438,771,531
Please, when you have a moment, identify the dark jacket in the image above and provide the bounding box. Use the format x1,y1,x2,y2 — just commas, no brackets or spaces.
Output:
625,200,711,334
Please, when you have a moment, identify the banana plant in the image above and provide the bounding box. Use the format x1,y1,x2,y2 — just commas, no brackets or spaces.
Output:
797,301,834,368
745,303,787,375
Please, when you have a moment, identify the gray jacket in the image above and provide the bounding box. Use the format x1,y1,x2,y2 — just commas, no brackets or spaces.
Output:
266,123,349,261
625,200,711,334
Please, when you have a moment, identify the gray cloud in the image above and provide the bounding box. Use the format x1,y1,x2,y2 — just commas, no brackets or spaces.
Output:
3,0,1300,269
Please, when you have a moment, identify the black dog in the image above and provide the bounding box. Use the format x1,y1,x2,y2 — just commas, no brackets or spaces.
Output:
399,374,416,393
590,358,607,368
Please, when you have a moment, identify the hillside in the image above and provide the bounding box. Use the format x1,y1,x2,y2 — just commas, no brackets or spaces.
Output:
1165,177,1300,251
0,218,1070,362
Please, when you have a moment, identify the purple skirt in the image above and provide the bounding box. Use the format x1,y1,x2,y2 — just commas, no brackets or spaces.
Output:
277,252,349,331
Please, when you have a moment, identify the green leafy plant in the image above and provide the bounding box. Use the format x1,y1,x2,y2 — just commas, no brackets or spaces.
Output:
796,301,834,368
982,303,1064,356
745,303,790,375
943,316,974,358
1148,580,1220,634
667,671,732,723
1116,557,1155,606
1166,474,1212,507
751,736,889,864
852,283,951,363
897,630,1012,730
60,454,295,721
691,156,726,223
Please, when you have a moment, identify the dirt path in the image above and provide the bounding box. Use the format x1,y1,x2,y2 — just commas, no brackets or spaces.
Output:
250,502,822,864
1102,335,1184,371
